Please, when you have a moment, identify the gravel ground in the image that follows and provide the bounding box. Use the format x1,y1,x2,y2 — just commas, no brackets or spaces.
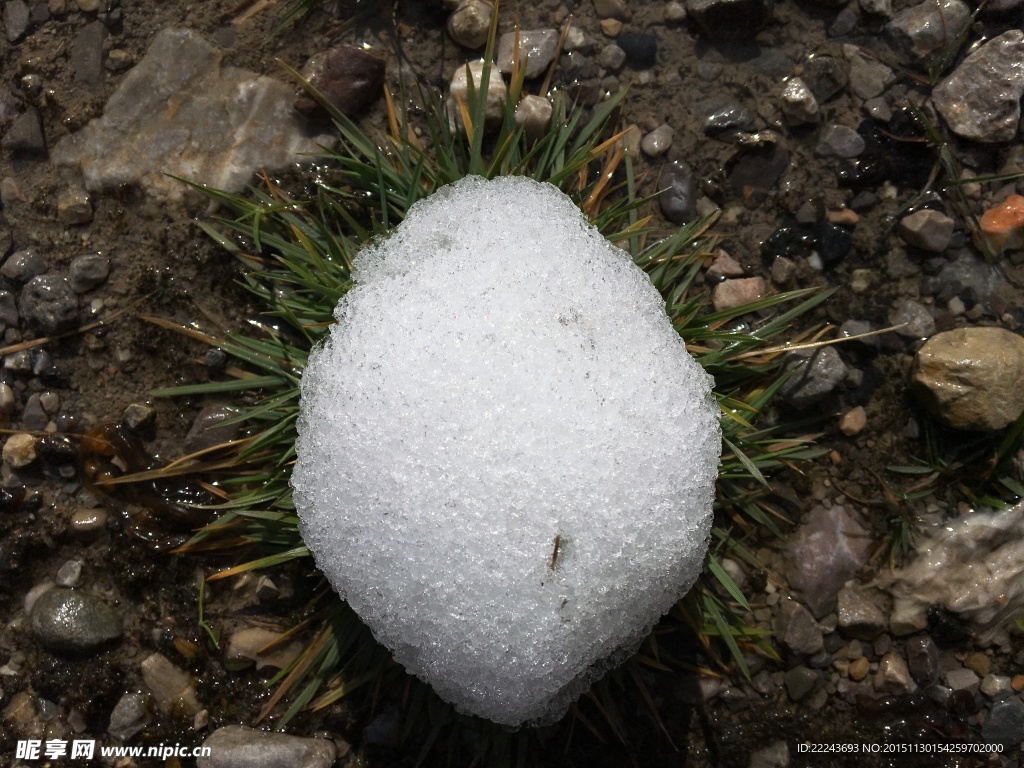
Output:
1,0,1024,766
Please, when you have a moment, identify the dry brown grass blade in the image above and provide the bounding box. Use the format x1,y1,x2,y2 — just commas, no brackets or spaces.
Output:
256,624,333,723
582,144,624,217
730,324,906,363
538,15,572,98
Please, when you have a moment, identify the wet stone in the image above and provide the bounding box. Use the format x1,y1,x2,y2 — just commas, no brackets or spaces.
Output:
141,652,203,716
816,124,865,158
779,347,848,409
29,588,123,653
703,101,755,136
55,560,82,588
685,0,773,41
448,0,493,49
593,0,629,20
514,95,552,141
19,275,79,335
198,725,336,768
801,54,849,102
2,107,46,154
295,45,386,119
886,0,970,62
780,77,819,126
836,585,886,639
911,327,1024,431
183,405,242,453
906,635,939,684
21,393,47,431
658,160,697,224
774,599,824,655
944,667,980,694
749,741,789,768
843,45,896,100
874,652,915,694
888,298,935,339
933,31,1024,144
711,277,765,312
982,698,1024,748
640,124,672,157
57,188,93,225
817,222,852,263
784,665,820,701
726,137,789,196
616,32,658,68
68,254,110,293
497,29,559,78
2,250,46,283
899,209,954,252
3,433,38,468
979,194,1024,255
982,674,1012,699
848,657,870,681
665,1,687,21
828,5,859,37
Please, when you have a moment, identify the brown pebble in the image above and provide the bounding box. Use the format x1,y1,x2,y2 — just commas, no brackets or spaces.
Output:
600,18,623,36
963,651,991,678
1011,674,1024,692
70,507,108,533
839,406,867,436
827,208,859,226
829,449,842,465
849,656,870,681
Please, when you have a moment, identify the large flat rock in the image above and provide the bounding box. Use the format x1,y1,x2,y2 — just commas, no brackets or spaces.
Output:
53,27,333,202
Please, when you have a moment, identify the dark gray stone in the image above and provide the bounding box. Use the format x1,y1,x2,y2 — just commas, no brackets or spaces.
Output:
183,405,242,453
1,250,46,283
779,347,848,409
29,588,123,653
933,31,1024,144
108,692,150,741
2,107,46,154
18,275,79,335
294,44,386,119
685,0,773,41
816,124,866,158
774,599,824,655
0,290,19,326
616,32,658,69
749,741,790,768
21,393,47,431
899,209,954,252
658,160,697,225
71,21,106,90
801,54,849,102
784,665,820,701
905,635,939,684
703,101,756,136
981,698,1024,748
886,0,970,62
497,29,560,79
68,254,110,293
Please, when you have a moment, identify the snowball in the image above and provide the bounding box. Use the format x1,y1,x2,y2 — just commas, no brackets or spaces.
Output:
292,175,721,726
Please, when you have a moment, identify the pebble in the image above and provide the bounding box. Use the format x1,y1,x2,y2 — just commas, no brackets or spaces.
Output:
598,44,626,71
70,21,106,90
29,588,123,653
749,741,789,768
197,725,336,768
5,0,30,42
842,45,895,100
906,635,940,684
944,667,980,694
874,652,915,694
815,124,865,158
933,31,1024,144
780,77,819,126
899,209,954,252
496,29,559,78
911,328,1024,431
888,298,935,339
981,674,1012,699
513,95,552,141
68,254,110,293
21,393,47,431
779,347,848,409
640,124,673,157
0,382,15,415
599,18,622,36
2,107,46,154
801,54,848,102
848,657,870,681
19,275,79,335
836,584,886,638
225,627,302,671
447,0,493,49
140,652,203,716
55,560,83,588
70,507,108,534
711,277,765,312
964,651,992,678
685,0,773,41
294,45,386,119
886,0,970,62
3,433,38,468
703,101,755,136
784,504,873,617
775,599,825,655
706,251,745,281
1012,674,1024,692
1,250,46,283
658,160,697,224
665,1,687,21
616,32,658,68
593,0,629,20
981,698,1024,748
979,194,1024,255
859,0,891,15
784,665,820,701
57,188,93,225
107,692,150,741
446,60,505,132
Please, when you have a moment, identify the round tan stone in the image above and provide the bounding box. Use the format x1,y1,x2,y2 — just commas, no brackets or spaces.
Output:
848,656,870,681
2,432,37,468
910,327,1024,431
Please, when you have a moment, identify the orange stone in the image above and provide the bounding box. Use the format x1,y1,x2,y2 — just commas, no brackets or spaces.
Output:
1012,674,1024,692
979,194,1024,255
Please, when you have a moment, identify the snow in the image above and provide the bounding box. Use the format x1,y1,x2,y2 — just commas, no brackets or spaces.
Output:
292,175,721,725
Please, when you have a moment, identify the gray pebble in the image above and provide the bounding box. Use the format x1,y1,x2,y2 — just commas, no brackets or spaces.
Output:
108,692,150,741
21,393,48,431
749,741,790,768
55,560,83,588
905,635,939,684
71,21,107,90
780,77,819,126
122,402,156,432
496,29,559,79
1,250,46,283
888,298,935,339
5,0,30,42
981,698,1024,748
18,275,79,335
815,124,865,158
0,289,17,327
29,587,123,653
658,160,698,224
899,209,954,252
784,665,821,701
886,0,970,62
640,124,673,158
68,254,110,293
197,725,336,768
943,666,980,694
779,347,848,408
598,44,626,72
1,107,46,154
